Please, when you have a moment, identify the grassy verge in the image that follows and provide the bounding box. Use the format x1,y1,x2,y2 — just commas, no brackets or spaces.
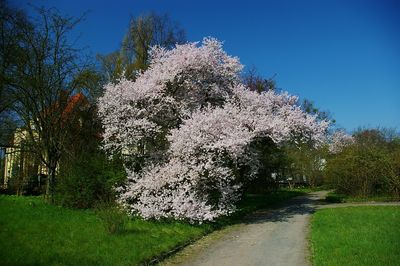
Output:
311,206,400,266
0,195,210,265
325,191,399,203
0,189,305,265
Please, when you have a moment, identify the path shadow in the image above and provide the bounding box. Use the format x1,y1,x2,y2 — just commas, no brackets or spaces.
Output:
244,194,328,224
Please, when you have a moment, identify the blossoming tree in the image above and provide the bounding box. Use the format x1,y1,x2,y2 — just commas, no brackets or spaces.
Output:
328,130,354,154
98,38,330,222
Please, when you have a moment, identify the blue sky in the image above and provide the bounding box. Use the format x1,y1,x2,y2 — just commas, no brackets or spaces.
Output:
15,0,400,132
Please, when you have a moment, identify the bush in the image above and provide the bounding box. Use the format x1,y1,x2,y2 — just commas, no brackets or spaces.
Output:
56,151,126,209
325,129,399,198
389,144,400,197
95,202,128,234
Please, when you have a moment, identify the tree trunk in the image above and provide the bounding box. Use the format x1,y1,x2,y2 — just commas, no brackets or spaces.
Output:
45,165,57,203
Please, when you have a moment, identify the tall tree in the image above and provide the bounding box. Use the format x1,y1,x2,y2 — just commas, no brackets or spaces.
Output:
97,12,186,82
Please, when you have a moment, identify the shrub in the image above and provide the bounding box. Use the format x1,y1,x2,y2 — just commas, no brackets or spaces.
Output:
325,128,399,198
327,145,391,196
389,144,400,198
56,151,126,209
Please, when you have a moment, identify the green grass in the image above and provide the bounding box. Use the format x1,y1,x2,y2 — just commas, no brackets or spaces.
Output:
325,191,399,203
311,206,400,266
0,189,304,265
0,195,210,265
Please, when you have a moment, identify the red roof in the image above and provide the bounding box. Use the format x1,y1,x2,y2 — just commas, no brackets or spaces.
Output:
62,92,88,120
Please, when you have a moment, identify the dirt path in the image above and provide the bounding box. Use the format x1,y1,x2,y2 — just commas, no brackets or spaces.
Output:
161,191,329,266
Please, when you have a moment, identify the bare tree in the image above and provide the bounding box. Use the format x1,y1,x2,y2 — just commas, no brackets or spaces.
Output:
2,2,92,200
0,0,30,149
242,66,276,93
0,0,29,133
96,51,121,83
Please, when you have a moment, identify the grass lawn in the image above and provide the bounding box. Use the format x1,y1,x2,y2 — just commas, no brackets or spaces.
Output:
0,189,303,265
311,206,400,266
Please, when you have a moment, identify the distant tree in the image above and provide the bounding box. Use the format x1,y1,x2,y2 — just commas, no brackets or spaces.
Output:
73,68,104,101
241,67,276,93
328,129,354,154
96,51,122,84
284,143,329,187
301,99,334,123
326,128,400,198
97,12,186,82
284,99,333,188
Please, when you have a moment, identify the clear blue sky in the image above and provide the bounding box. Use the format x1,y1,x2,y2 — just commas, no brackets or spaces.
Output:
15,0,400,132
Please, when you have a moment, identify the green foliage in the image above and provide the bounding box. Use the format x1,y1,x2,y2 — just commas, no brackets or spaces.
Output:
301,99,334,123
389,140,400,196
311,206,400,266
285,143,328,187
326,128,399,198
12,173,46,196
56,152,126,209
326,145,392,196
243,137,288,193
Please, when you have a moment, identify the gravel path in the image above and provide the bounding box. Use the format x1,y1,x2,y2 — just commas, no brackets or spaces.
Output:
160,192,400,266
161,191,329,266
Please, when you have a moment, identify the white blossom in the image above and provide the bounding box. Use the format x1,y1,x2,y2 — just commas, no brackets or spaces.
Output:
329,130,354,154
98,38,330,222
